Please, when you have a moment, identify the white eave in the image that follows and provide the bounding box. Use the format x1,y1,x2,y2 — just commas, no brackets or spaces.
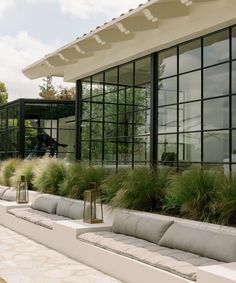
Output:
23,0,236,82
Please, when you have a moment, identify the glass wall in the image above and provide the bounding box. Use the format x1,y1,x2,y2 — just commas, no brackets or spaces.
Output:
157,26,235,171
0,99,75,160
78,25,236,171
80,56,151,168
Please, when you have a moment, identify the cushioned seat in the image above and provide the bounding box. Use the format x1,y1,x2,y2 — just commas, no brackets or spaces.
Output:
78,231,223,282
8,208,69,229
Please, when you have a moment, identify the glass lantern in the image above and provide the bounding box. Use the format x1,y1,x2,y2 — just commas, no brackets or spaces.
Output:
83,182,103,224
16,175,29,204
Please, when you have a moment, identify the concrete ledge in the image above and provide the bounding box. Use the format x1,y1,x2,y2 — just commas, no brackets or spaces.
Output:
198,263,236,283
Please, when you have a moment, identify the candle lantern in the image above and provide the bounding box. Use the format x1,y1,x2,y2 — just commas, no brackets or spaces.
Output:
16,175,29,204
83,182,103,224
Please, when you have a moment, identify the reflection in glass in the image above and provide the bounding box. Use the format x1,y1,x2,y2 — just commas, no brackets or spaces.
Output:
232,95,236,127
203,131,229,162
203,30,229,67
179,71,201,102
158,77,177,106
233,61,236,94
204,97,229,130
158,106,177,134
119,63,133,86
135,56,151,86
204,63,229,98
134,136,150,164
179,102,201,132
158,47,177,78
232,131,236,173
179,39,201,73
179,132,201,162
232,27,236,59
158,134,177,165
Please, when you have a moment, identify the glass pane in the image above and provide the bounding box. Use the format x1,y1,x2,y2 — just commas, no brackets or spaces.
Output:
232,95,236,128
82,79,91,100
135,56,151,86
203,131,229,162
233,61,236,94
204,63,229,98
179,102,201,132
134,136,150,164
91,122,102,140
232,131,236,171
104,140,116,163
232,26,236,59
179,71,201,102
179,132,201,162
81,142,89,160
158,105,177,134
204,97,229,130
119,63,133,86
158,47,177,78
91,141,102,162
203,29,229,67
158,134,177,165
179,39,201,73
91,103,103,121
158,77,177,106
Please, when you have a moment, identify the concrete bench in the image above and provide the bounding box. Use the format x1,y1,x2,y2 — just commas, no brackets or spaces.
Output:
77,210,236,283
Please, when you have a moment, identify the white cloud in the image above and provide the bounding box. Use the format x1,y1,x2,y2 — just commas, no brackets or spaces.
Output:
0,32,72,101
0,0,15,17
59,0,145,20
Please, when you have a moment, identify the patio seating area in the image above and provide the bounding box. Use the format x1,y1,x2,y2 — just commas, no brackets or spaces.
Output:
0,188,236,283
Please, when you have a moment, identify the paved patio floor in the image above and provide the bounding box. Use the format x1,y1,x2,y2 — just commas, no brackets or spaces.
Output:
0,225,122,283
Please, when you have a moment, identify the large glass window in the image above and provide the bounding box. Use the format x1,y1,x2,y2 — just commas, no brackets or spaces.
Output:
179,71,201,102
158,47,177,78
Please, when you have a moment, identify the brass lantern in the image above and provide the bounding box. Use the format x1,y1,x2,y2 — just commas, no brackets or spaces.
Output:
16,176,29,204
83,182,103,224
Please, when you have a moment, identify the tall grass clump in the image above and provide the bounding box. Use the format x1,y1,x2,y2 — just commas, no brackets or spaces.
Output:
101,169,129,203
217,173,236,225
163,167,223,222
111,167,172,212
32,158,67,194
10,159,38,190
0,158,21,186
59,162,109,199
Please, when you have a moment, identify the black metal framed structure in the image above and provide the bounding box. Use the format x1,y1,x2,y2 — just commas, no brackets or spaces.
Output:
76,24,236,171
0,99,75,160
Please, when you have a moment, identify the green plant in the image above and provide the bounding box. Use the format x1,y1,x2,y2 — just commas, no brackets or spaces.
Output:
32,158,67,194
59,162,109,199
0,158,21,186
101,169,128,203
163,167,223,222
217,174,236,225
10,159,37,190
111,167,172,212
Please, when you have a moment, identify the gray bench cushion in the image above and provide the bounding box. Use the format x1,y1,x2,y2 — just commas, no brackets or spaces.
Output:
159,223,236,263
2,188,16,201
31,194,60,214
8,208,69,230
79,232,222,281
56,198,84,219
112,210,173,244
0,186,9,199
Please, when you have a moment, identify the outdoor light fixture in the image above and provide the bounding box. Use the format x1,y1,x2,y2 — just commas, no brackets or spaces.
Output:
16,176,29,204
83,183,103,224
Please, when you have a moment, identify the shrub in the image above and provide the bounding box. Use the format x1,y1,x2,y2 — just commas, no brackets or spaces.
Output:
101,169,129,203
163,167,223,222
0,158,21,186
10,159,38,190
59,162,109,199
111,167,172,212
32,158,67,194
217,174,236,225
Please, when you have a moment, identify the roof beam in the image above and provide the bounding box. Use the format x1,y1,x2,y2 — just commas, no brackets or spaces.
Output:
142,8,158,23
58,53,69,62
93,34,106,45
180,0,193,7
74,45,85,55
45,60,54,68
116,22,131,35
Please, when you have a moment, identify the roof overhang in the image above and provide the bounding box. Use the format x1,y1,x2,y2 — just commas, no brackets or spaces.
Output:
23,0,236,82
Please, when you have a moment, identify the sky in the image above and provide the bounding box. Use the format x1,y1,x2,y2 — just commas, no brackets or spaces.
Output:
0,0,145,101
